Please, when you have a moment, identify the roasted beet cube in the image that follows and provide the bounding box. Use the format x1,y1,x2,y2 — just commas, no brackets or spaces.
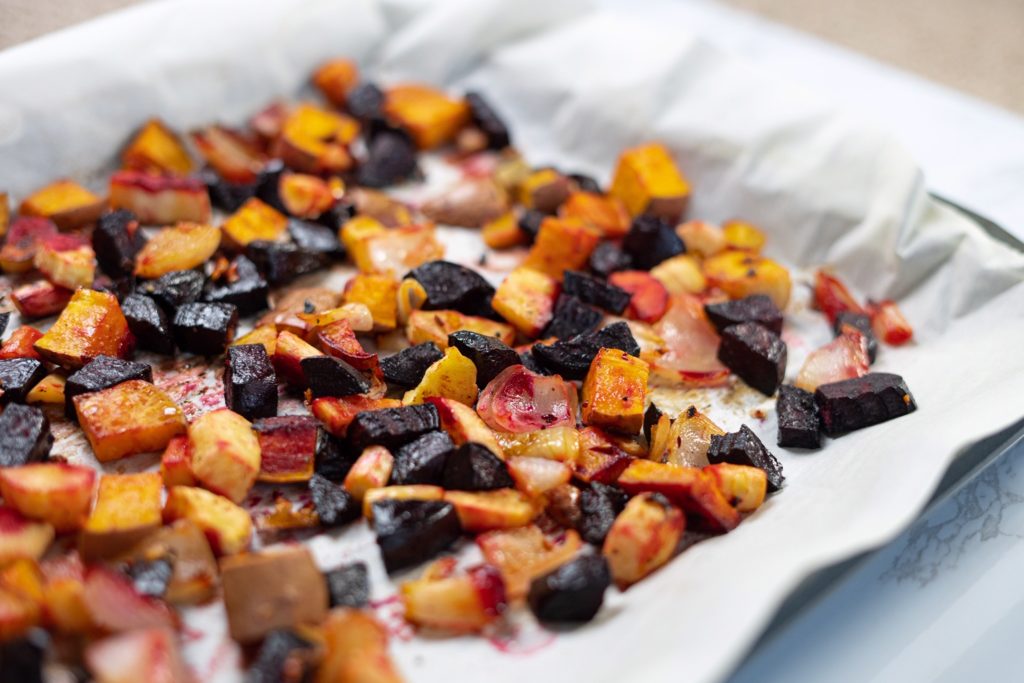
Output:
834,311,878,363
776,385,821,449
203,256,269,316
325,562,370,608
92,209,141,278
589,241,632,278
314,201,356,233
347,403,440,452
124,557,173,598
442,442,513,491
140,269,206,313
814,372,917,436
527,554,611,624
562,270,631,314
253,159,288,213
0,312,9,339
310,473,360,527
372,499,461,573
289,219,345,260
406,261,495,316
225,344,277,420
577,482,628,546
247,629,316,683
65,355,153,419
380,342,444,387
705,295,784,336
346,82,385,121
533,321,641,380
447,330,520,388
465,92,511,149
717,321,787,396
202,168,257,212
622,215,685,270
708,425,785,492
315,433,359,482
301,356,370,398
255,415,319,482
245,240,329,286
569,172,602,194
121,293,175,355
0,404,52,466
0,628,47,683
543,294,603,340
643,403,664,444
0,358,47,404
172,302,238,356
391,431,455,486
518,209,545,243
358,131,419,188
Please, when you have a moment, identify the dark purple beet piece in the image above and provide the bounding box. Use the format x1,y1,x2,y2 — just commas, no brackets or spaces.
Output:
518,348,547,375
465,92,511,149
252,160,287,213
562,270,631,314
447,330,520,388
406,261,495,315
589,241,632,278
717,321,787,396
0,312,9,339
140,269,205,314
518,209,545,243
543,294,602,341
122,293,174,355
569,173,602,194
380,342,444,388
532,321,641,380
442,442,513,491
814,372,917,436
203,255,268,316
577,482,628,546
65,355,153,419
245,240,329,286
202,168,256,212
708,425,785,492
247,629,316,683
834,311,878,363
704,295,784,336
172,302,238,356
301,356,370,398
310,474,360,528
358,131,419,188
622,215,685,270
0,359,47,405
325,562,370,608
288,219,344,260
92,209,141,278
346,82,385,122
0,628,47,683
347,404,440,452
0,404,52,467
372,499,461,573
527,554,611,624
315,433,358,482
776,385,821,449
224,344,277,420
643,403,664,444
391,431,455,486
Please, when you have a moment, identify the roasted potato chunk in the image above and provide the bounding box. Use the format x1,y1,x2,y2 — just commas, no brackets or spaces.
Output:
401,562,506,632
221,197,288,249
109,171,211,225
602,492,684,588
609,142,690,223
349,223,444,276
0,507,54,566
478,525,582,600
160,435,194,488
384,84,470,149
34,289,133,369
406,309,515,349
274,103,358,174
443,489,537,533
0,463,96,533
523,217,600,278
703,250,792,309
0,216,58,273
581,348,650,435
74,380,185,462
26,372,66,406
343,446,395,501
402,346,478,406
191,125,266,184
80,473,162,560
188,408,261,504
316,609,403,683
163,486,253,556
343,274,398,331
19,180,105,230
650,254,707,295
704,463,767,513
491,267,559,338
34,237,96,290
279,172,336,219
559,191,631,238
122,118,194,176
11,280,73,320
134,222,221,279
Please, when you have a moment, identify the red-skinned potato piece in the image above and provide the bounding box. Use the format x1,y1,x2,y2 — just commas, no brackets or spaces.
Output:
19,180,105,231
492,267,560,338
616,459,740,533
651,293,730,386
188,408,261,504
0,217,59,273
85,627,192,683
0,463,96,533
109,171,210,225
34,289,134,369
0,506,54,566
609,270,669,323
82,565,177,633
869,299,914,346
11,280,73,320
703,463,767,513
401,563,506,632
425,396,505,458
0,326,43,360
476,365,578,434
602,492,685,589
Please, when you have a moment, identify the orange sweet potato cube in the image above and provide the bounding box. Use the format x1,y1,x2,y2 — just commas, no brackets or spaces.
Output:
703,251,792,310
559,191,631,238
221,197,288,249
33,238,96,290
109,171,211,225
74,380,185,462
523,217,600,278
80,473,162,560
491,267,559,338
188,409,261,504
34,289,133,368
122,118,194,176
313,58,360,107
482,211,528,249
384,84,470,149
344,274,398,331
581,349,649,435
160,435,195,488
273,103,358,174
609,142,690,223
134,222,221,279
163,486,253,556
19,180,105,230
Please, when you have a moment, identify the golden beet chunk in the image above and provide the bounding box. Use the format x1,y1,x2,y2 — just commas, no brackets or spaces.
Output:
188,408,261,504
313,58,360,107
703,250,792,309
274,103,358,174
523,217,600,278
402,346,478,406
134,222,221,279
19,180,105,230
482,211,527,250
491,267,559,338
34,289,133,368
343,274,398,331
722,219,766,253
609,142,690,223
443,489,537,533
163,486,253,556
279,172,336,219
80,473,162,560
221,197,288,248
581,348,650,435
0,193,8,239
75,380,186,463
559,191,631,238
122,118,194,176
384,84,470,149
406,309,515,348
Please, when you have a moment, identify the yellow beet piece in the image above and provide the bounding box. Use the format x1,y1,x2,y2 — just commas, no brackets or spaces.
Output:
559,191,631,238
523,217,600,278
403,346,478,406
274,103,358,174
491,267,558,338
34,243,95,290
34,289,133,369
134,222,221,279
80,473,162,560
74,380,185,463
189,408,261,504
26,373,66,405
163,486,253,556
609,142,690,223
122,118,194,176
650,254,707,295
221,197,288,248
384,84,470,149
581,348,649,435
343,274,398,331
19,180,105,230
313,58,360,107
703,250,792,309
722,219,766,253
517,168,572,213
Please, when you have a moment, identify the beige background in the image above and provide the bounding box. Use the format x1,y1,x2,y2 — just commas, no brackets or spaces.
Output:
1,0,1022,115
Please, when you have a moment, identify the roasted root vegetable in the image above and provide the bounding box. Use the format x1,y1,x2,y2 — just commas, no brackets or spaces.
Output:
316,609,404,683
403,346,478,406
0,506,54,566
125,520,219,605
373,499,462,573
33,237,96,290
349,222,444,276
477,364,578,433
0,359,48,406
0,464,96,533
703,463,768,513
868,299,914,346
221,197,288,248
426,396,505,457
406,309,515,349
523,217,600,278
609,142,690,223
384,84,470,149
794,326,869,392
64,355,153,419
343,446,395,501
224,343,278,421
80,473,162,560
491,267,559,338
26,372,66,405
134,222,221,279
704,251,792,310
814,372,917,436
109,171,211,225
255,416,318,483
343,274,398,331
422,178,508,228
0,326,43,361
813,270,864,324
122,118,194,175
188,408,261,504
34,289,133,369
163,486,253,556
0,404,52,466
707,425,785,492
617,459,740,533
507,456,572,497
482,211,528,249
494,425,580,463
722,219,766,252
19,180,105,230
401,563,506,632
559,191,630,238
85,627,192,683
602,492,684,588
274,103,357,174
160,435,194,488
0,216,58,273
717,321,787,396
279,172,336,219
313,58,359,107
528,554,611,624
74,380,185,462
518,168,572,213
191,125,266,183
581,348,650,435
651,294,729,385
477,525,583,600
443,489,536,533
649,405,725,468
675,219,725,258
312,395,402,438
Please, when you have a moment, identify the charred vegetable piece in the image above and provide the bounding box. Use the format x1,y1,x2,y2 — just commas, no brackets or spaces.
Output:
172,302,238,355
622,215,685,271
532,321,641,380
121,293,174,355
776,385,821,449
92,210,141,278
0,630,47,683
704,294,784,336
717,322,787,396
124,558,173,598
391,431,455,486
814,372,917,436
0,313,8,339
577,482,628,546
325,562,370,608
310,474,360,527
245,239,329,286
834,311,878,363
381,343,445,388
358,130,419,188
0,405,52,467
247,629,317,683
562,270,631,314
301,356,370,398
315,434,358,482
527,554,610,624
643,403,664,444
64,355,153,419
203,168,257,213
372,499,461,573
588,240,632,278
518,209,545,243
347,404,440,452
708,425,785,492
543,294,603,340
346,82,386,121
447,330,520,389
139,269,205,313
407,261,495,316
465,91,511,149
255,416,318,483
203,255,269,316
442,442,512,491
0,359,47,405
288,218,344,259
224,344,277,420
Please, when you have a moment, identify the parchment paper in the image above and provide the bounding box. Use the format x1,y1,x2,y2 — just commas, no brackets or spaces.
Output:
1,1,1023,682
